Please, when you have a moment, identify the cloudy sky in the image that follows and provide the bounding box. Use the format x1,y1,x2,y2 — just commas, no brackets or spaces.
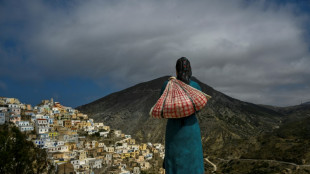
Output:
1,0,310,107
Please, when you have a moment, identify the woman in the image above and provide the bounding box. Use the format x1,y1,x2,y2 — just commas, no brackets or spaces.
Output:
161,57,205,174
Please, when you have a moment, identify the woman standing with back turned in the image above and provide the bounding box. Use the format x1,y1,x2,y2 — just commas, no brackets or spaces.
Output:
161,57,205,174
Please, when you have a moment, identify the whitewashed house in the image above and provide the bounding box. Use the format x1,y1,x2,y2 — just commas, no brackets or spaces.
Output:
0,112,6,124
57,120,63,127
114,130,122,137
105,146,115,153
105,153,113,165
71,159,84,170
88,158,102,169
17,120,34,132
133,167,141,174
38,133,50,140
8,104,21,115
71,120,80,125
125,135,131,139
16,121,30,126
99,131,109,137
129,144,139,151
139,161,151,170
98,142,105,148
37,126,49,134
144,153,153,160
20,126,34,131
33,139,46,148
42,115,50,119
119,170,130,174
69,151,76,159
66,107,75,113
52,107,60,114
48,145,69,152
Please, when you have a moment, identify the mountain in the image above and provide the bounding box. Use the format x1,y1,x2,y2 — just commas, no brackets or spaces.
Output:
77,76,284,158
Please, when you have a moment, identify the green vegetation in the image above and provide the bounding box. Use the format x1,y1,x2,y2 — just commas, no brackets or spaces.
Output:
0,123,53,174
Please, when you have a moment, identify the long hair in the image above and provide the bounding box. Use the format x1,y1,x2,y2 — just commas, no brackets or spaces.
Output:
176,57,192,84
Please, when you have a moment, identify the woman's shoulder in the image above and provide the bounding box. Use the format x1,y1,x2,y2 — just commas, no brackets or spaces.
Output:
189,80,201,91
189,80,199,86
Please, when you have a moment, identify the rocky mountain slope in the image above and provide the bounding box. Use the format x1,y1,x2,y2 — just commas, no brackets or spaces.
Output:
214,109,310,173
77,76,284,158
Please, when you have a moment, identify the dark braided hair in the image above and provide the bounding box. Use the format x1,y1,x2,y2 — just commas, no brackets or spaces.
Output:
176,57,192,84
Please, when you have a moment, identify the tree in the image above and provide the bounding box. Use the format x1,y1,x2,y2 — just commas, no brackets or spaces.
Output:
0,123,53,174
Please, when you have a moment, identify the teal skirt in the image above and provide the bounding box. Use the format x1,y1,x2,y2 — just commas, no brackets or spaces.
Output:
164,114,205,174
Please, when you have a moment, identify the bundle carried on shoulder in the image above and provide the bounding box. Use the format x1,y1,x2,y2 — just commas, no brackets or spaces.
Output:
150,77,211,118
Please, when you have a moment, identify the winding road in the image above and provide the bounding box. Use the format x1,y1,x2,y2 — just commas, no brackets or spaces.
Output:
205,158,217,172
216,157,310,168
204,157,310,173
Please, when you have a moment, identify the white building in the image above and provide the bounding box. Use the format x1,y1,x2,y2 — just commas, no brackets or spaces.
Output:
105,153,113,165
139,161,151,170
36,119,48,127
98,142,105,148
119,170,130,174
66,107,75,113
99,131,109,138
0,112,6,124
88,158,102,169
144,153,153,160
52,107,60,114
114,130,122,137
16,121,30,127
129,145,139,151
42,115,50,119
20,126,34,132
37,127,49,134
105,146,115,153
71,159,86,170
33,139,46,148
8,106,21,115
8,104,20,110
125,135,131,139
38,133,50,140
16,121,34,132
133,167,141,174
48,145,69,152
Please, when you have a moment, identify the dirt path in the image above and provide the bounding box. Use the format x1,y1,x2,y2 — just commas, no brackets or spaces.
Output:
205,158,217,172
216,157,310,168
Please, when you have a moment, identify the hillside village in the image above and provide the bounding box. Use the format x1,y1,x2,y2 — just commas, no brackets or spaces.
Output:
0,97,165,174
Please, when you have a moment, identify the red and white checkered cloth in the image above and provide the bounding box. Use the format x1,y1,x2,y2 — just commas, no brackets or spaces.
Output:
150,77,211,118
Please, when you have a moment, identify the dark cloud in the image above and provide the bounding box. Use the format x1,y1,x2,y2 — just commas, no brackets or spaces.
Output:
1,0,310,106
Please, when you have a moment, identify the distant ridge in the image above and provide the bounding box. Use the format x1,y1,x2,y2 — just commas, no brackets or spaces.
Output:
301,101,310,105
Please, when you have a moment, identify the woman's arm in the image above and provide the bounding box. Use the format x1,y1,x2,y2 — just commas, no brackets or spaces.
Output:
192,81,203,114
160,80,169,96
